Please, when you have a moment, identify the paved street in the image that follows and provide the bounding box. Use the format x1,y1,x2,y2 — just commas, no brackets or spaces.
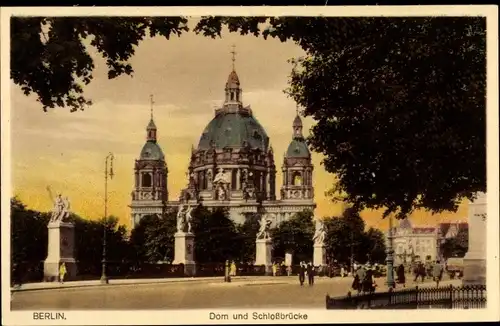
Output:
11,276,461,310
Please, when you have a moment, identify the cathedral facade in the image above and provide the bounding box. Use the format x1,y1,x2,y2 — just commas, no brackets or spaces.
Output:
129,66,316,228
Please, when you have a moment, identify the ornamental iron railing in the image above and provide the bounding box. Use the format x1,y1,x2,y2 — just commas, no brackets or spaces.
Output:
326,284,486,309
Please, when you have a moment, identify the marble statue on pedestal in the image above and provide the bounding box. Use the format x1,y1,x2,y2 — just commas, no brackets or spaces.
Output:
256,215,272,240
312,219,326,246
255,215,273,270
313,219,327,269
173,201,196,276
44,193,77,282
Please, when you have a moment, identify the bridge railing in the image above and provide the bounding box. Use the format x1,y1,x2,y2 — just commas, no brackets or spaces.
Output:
326,284,487,309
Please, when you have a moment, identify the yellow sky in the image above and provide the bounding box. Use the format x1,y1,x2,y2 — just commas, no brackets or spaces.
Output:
10,21,467,230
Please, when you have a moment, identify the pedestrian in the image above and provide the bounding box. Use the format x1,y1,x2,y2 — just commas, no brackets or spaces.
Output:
413,262,424,283
351,266,361,293
298,262,306,286
307,262,314,286
356,264,366,286
230,261,237,277
272,262,277,277
419,262,426,282
397,264,406,287
433,260,444,287
363,264,375,294
59,262,67,284
286,264,292,277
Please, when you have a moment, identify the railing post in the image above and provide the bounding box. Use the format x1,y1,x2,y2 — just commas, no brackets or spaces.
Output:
449,284,453,308
415,286,419,309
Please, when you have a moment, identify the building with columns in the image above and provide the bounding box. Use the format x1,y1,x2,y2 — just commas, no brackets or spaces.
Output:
129,61,316,228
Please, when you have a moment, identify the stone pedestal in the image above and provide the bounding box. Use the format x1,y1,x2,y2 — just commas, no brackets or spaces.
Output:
313,244,326,267
284,251,293,267
255,238,272,272
463,192,487,286
173,232,196,276
44,221,77,282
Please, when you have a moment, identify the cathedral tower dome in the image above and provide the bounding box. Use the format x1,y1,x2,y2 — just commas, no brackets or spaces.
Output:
281,110,314,201
130,95,169,229
286,114,310,159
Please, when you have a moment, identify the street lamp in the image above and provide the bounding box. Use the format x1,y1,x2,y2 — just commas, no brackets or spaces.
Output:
100,152,114,284
385,215,396,288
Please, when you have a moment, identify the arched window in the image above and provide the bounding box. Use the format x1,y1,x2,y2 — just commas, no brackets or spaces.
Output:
142,173,152,187
292,172,302,186
231,92,235,101
231,169,237,190
201,170,207,189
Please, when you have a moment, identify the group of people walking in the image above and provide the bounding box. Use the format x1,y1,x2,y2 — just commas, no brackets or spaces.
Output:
272,261,292,276
351,264,377,294
298,261,315,286
396,260,444,287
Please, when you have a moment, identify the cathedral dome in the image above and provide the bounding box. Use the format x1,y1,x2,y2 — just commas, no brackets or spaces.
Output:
140,141,165,160
286,139,310,158
197,112,269,151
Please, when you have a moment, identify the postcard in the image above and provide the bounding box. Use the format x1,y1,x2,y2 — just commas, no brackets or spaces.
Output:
1,5,499,325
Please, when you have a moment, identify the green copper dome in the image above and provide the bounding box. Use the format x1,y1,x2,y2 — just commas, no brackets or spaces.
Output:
286,139,310,158
140,141,165,160
197,112,269,151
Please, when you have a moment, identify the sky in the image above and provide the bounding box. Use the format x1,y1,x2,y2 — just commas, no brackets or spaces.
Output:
10,19,468,231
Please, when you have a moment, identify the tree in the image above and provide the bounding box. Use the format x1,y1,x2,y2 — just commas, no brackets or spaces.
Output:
67,214,129,265
129,212,176,263
283,17,486,219
11,17,189,111
360,227,387,264
235,213,261,263
271,210,314,263
191,206,240,263
11,197,50,284
324,207,366,266
12,17,486,218
440,228,469,259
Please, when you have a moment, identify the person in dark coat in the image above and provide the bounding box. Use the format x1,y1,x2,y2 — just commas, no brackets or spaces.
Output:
419,263,426,282
433,260,444,287
397,264,406,287
307,262,314,286
298,262,306,286
352,273,360,292
362,266,375,294
413,262,425,283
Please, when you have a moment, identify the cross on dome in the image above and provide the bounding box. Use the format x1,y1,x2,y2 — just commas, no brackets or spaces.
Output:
230,44,237,71
150,94,155,120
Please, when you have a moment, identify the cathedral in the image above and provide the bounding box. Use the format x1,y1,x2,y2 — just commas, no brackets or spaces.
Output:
129,59,316,229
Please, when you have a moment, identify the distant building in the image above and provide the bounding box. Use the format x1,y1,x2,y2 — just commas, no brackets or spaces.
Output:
388,218,468,265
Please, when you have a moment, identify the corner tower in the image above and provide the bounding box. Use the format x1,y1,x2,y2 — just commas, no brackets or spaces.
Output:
130,95,169,228
280,112,314,201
